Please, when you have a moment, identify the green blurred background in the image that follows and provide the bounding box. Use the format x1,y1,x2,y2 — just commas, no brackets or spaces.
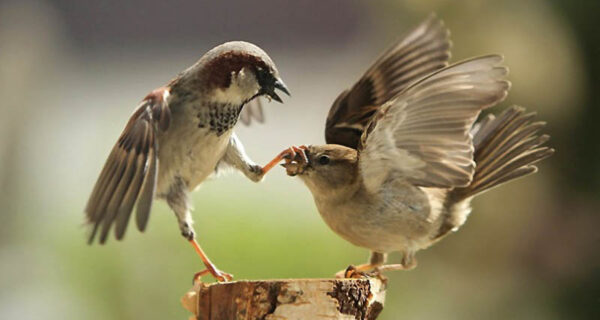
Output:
1,0,598,319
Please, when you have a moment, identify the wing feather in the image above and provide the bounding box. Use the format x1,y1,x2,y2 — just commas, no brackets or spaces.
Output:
85,89,170,244
358,55,510,192
135,138,157,232
325,14,451,148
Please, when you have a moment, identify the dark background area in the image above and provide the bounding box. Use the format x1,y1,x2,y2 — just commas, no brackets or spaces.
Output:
0,0,598,319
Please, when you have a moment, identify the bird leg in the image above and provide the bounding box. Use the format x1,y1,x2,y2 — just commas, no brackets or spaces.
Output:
190,238,233,283
337,252,417,278
377,251,417,271
335,252,387,278
260,145,309,175
376,263,417,272
166,182,233,283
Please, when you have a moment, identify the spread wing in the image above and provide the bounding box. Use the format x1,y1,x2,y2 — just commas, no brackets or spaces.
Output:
85,89,171,244
325,14,451,149
239,98,265,125
358,55,510,193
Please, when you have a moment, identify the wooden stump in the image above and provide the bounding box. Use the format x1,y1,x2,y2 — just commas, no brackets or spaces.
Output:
182,278,387,320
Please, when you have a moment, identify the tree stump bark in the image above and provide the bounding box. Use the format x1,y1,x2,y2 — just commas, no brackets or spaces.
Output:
182,278,386,320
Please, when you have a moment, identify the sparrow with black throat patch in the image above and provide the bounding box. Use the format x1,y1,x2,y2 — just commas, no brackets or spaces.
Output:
85,41,290,282
276,17,554,278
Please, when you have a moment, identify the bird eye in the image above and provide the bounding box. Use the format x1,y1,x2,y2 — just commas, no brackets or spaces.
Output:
254,66,270,84
318,155,330,165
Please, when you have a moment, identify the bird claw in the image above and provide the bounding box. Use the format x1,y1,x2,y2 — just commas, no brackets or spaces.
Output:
193,268,233,283
335,265,370,279
192,269,210,284
280,145,309,176
336,265,370,279
335,264,388,280
260,145,309,176
283,145,309,164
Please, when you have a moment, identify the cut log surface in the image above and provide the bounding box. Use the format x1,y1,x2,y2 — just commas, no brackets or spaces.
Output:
182,278,387,320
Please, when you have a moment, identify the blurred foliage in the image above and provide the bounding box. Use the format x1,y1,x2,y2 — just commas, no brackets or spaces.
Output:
0,0,598,319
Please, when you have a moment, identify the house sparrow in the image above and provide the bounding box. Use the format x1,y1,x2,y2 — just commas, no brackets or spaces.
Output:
278,18,554,277
85,41,290,282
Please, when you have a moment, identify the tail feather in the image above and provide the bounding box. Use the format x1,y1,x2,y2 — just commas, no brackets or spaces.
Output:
433,106,553,241
453,106,554,200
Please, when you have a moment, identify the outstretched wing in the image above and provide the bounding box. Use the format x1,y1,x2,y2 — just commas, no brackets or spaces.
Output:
358,55,510,193
85,88,171,244
325,14,451,149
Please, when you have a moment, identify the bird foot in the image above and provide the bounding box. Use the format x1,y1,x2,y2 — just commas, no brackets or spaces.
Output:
378,263,416,272
188,239,233,283
261,145,309,176
287,145,309,164
193,267,233,283
336,265,371,279
335,263,380,279
335,263,405,279
279,145,309,176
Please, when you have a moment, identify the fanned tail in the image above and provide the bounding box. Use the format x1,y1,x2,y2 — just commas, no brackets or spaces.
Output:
453,106,554,200
434,106,554,240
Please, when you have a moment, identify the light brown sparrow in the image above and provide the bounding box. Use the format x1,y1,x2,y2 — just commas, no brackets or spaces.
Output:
278,17,554,277
85,41,290,282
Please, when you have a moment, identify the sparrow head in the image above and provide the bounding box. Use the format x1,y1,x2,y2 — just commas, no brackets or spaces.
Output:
282,144,358,195
196,41,289,105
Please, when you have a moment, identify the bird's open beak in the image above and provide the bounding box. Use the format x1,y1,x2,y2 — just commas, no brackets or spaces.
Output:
266,78,290,103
